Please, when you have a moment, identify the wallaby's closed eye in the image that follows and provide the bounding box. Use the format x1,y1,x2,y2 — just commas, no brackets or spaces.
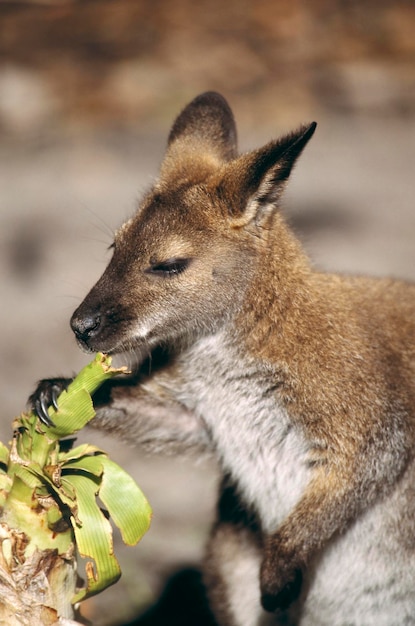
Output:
31,92,415,626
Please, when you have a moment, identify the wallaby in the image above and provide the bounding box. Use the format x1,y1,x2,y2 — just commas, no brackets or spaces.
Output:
31,92,415,626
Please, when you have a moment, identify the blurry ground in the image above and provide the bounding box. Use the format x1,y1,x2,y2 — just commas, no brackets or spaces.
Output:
0,1,414,624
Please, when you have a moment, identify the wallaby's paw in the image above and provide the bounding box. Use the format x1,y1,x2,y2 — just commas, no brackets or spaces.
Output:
260,541,303,612
28,377,72,427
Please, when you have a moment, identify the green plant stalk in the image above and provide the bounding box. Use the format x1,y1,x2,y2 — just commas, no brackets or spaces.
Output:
0,353,152,625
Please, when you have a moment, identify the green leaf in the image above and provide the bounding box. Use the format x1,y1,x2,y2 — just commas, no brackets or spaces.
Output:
15,423,34,460
0,473,13,507
0,441,10,468
3,475,74,555
69,473,121,603
12,461,77,509
58,443,104,463
11,463,45,490
46,502,66,530
67,353,127,398
98,457,152,546
40,353,128,439
62,453,106,478
57,476,78,505
44,389,95,439
3,352,150,606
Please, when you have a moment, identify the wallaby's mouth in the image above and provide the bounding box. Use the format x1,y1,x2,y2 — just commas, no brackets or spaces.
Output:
70,306,160,358
73,328,140,357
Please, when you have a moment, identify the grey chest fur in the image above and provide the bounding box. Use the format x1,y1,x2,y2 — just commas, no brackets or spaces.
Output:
176,333,312,532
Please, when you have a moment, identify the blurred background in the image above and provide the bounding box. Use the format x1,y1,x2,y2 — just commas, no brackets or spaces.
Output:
0,1,414,624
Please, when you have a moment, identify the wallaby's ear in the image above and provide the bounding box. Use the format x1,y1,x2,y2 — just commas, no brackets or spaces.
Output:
166,91,238,162
219,122,317,224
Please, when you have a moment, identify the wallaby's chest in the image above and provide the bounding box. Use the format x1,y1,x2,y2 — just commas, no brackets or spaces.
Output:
176,334,312,531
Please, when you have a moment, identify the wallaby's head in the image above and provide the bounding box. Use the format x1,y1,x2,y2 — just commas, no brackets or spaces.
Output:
71,92,316,355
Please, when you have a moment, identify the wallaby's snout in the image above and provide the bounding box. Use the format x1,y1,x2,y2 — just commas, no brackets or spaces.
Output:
70,281,125,354
70,306,102,352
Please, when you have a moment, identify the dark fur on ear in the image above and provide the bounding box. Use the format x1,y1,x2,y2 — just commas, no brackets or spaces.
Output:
218,122,316,219
167,91,238,162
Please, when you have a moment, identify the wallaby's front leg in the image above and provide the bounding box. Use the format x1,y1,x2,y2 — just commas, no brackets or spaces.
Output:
260,425,410,613
90,376,212,454
260,469,336,612
30,372,211,455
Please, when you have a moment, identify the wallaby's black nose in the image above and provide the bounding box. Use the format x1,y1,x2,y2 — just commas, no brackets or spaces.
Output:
70,311,101,342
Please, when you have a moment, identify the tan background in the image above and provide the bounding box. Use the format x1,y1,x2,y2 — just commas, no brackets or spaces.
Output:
0,1,414,624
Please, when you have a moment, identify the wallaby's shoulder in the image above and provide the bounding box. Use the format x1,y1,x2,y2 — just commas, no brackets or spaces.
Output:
304,271,415,325
236,266,415,438
313,272,415,345
241,266,415,360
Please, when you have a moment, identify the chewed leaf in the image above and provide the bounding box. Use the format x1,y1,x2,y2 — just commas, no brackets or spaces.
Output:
66,353,128,398
40,353,128,439
99,457,152,546
45,389,95,438
69,473,121,603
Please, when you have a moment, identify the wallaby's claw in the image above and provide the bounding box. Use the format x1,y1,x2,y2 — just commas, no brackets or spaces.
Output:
38,394,55,428
28,378,72,428
51,386,60,412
